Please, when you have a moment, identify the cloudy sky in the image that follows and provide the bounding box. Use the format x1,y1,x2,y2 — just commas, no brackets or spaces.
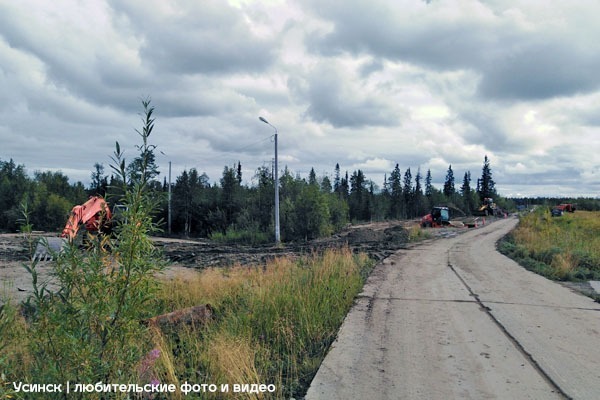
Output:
1,0,599,197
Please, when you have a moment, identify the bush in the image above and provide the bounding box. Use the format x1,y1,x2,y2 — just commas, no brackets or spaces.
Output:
1,100,165,397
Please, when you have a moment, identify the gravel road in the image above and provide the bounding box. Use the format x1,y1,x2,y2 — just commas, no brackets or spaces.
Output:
306,217,600,399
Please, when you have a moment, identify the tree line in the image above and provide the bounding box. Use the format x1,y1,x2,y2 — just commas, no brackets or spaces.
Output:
1,151,505,242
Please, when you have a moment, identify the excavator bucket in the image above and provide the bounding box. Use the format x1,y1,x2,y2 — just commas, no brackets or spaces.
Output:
33,237,68,261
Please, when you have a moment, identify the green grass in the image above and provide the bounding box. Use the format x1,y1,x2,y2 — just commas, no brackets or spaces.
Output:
209,228,271,245
499,209,600,281
1,248,374,399
150,247,374,399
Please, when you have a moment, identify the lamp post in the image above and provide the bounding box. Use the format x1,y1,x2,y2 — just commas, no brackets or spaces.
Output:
259,116,280,244
168,160,172,235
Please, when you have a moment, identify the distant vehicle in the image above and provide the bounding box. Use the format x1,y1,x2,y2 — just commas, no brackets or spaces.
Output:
421,206,450,228
556,203,576,213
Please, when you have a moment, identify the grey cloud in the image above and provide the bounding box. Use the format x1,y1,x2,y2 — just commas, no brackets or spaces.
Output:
479,40,600,100
109,0,277,76
359,58,384,78
303,1,600,101
298,63,400,128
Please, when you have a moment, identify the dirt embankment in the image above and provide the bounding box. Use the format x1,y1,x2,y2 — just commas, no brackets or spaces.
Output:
155,221,413,269
0,220,423,303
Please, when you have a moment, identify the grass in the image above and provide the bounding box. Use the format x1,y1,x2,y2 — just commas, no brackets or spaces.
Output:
209,228,271,245
1,247,374,399
150,247,374,398
499,209,600,281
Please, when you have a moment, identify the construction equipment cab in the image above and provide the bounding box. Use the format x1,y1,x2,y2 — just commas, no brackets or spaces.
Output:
421,206,450,228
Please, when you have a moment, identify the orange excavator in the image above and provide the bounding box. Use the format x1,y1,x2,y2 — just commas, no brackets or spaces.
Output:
60,196,112,240
34,196,113,260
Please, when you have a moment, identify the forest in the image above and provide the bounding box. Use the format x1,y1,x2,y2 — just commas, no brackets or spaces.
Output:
1,151,508,243
1,102,597,243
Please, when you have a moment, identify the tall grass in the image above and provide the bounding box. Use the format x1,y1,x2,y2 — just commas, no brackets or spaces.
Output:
499,209,600,280
1,248,372,399
150,247,374,399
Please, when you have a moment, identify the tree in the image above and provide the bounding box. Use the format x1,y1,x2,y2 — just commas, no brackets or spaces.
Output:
349,169,369,221
414,168,425,217
90,163,108,196
339,171,349,200
295,184,331,240
0,159,31,231
388,164,403,219
333,163,341,194
403,168,413,218
443,165,455,199
320,175,332,193
478,155,496,201
308,167,318,186
425,169,433,199
220,165,241,228
461,171,475,213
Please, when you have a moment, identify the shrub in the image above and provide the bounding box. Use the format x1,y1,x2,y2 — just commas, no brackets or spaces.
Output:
4,100,165,397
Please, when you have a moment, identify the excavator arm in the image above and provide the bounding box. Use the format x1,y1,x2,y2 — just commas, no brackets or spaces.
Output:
61,196,112,241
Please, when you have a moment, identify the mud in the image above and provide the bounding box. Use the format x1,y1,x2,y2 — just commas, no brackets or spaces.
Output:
155,221,413,269
0,220,425,303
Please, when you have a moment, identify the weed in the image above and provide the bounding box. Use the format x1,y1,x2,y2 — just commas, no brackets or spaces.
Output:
152,247,374,399
500,209,600,282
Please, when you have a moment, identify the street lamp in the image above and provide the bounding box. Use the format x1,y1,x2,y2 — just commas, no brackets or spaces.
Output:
259,116,280,244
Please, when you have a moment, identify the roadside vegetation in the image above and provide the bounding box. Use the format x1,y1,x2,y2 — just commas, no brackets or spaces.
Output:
150,248,374,399
499,208,600,282
0,100,375,399
1,247,373,399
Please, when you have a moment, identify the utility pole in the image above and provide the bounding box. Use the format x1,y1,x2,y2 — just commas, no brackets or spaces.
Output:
161,151,173,235
168,160,172,235
259,116,280,244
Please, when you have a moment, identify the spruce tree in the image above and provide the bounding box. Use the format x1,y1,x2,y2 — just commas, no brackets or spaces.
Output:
461,171,473,213
403,168,413,218
414,168,424,216
389,164,403,219
425,169,433,198
478,155,496,201
443,165,455,198
308,167,318,186
333,163,341,193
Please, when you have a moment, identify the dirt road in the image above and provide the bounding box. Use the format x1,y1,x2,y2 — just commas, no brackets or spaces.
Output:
306,217,600,399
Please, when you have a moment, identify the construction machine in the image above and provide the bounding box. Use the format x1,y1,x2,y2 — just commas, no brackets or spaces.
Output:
473,198,502,217
551,203,576,217
421,206,450,228
33,196,113,260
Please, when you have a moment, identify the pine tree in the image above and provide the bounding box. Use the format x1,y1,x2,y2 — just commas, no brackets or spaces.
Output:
461,171,473,213
403,168,413,218
236,161,242,185
461,171,471,198
414,168,424,216
333,163,341,193
443,165,455,198
389,164,403,219
425,169,433,198
308,167,318,186
320,175,332,193
478,155,496,201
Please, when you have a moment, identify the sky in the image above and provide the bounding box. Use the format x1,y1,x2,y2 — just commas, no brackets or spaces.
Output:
0,0,599,198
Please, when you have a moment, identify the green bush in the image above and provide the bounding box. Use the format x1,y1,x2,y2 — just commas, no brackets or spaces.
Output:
1,100,165,398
